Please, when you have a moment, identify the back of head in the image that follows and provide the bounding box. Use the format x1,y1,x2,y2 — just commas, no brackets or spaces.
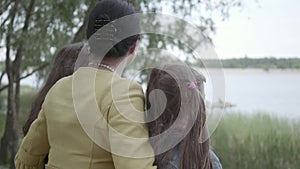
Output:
191,68,206,98
147,64,198,133
53,43,84,78
146,64,212,169
86,0,140,57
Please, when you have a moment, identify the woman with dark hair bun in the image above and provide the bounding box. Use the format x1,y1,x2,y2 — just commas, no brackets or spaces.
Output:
15,0,156,169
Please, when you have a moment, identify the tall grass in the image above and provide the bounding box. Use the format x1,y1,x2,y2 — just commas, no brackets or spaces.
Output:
1,91,299,169
211,112,300,169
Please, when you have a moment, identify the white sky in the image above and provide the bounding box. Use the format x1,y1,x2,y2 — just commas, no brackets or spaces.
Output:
213,0,300,59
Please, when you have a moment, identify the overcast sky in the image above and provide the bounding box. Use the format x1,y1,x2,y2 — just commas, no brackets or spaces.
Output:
213,0,300,59
1,0,299,60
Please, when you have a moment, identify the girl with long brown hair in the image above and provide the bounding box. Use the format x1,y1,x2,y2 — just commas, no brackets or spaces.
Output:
146,64,222,169
23,43,83,136
20,43,83,168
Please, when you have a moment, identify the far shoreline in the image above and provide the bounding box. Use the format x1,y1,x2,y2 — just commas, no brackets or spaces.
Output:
196,68,300,74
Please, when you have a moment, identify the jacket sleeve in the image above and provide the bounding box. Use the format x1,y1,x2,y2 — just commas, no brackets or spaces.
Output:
108,81,157,169
210,150,223,169
15,106,49,169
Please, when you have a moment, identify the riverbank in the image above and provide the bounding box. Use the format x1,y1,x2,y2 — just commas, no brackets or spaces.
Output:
223,68,300,74
196,68,300,75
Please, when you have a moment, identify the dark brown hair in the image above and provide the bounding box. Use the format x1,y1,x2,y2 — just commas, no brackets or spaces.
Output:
23,43,83,135
146,64,212,169
86,0,140,57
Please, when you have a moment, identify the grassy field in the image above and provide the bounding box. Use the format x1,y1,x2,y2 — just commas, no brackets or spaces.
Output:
211,112,300,169
0,103,299,169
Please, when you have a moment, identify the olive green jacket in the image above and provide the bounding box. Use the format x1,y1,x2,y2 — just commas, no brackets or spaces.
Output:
15,67,156,169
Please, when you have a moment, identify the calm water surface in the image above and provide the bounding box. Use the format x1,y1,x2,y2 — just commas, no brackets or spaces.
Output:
20,68,300,119
204,69,300,120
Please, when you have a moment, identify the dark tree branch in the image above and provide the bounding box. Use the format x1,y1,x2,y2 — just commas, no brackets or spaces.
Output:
0,16,10,29
22,0,35,32
71,0,97,43
71,17,87,43
0,1,12,16
0,1,16,32
0,70,6,94
20,64,49,81
12,0,35,118
0,70,5,83
0,63,48,92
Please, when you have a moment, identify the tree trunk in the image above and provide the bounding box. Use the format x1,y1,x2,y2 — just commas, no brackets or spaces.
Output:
0,0,18,164
8,47,22,169
0,0,35,167
0,31,18,169
7,70,18,169
72,14,88,43
13,48,23,118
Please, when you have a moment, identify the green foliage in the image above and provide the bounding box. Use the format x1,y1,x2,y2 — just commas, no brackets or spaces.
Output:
0,94,6,115
212,112,300,169
18,86,37,130
1,0,243,84
0,114,5,138
0,85,37,136
1,0,93,81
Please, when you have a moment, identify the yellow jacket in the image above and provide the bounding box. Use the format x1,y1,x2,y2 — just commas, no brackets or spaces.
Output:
15,67,156,169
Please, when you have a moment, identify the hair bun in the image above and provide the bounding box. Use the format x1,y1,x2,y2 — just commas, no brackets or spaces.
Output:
94,14,110,31
86,0,140,57
93,15,117,41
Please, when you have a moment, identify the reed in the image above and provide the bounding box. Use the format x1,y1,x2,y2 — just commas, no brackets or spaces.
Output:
211,112,300,169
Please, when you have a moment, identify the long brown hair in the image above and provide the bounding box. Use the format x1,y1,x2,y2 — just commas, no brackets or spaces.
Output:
23,43,83,136
146,64,212,169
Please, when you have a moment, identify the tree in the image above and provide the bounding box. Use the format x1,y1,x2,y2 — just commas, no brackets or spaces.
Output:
0,0,98,167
